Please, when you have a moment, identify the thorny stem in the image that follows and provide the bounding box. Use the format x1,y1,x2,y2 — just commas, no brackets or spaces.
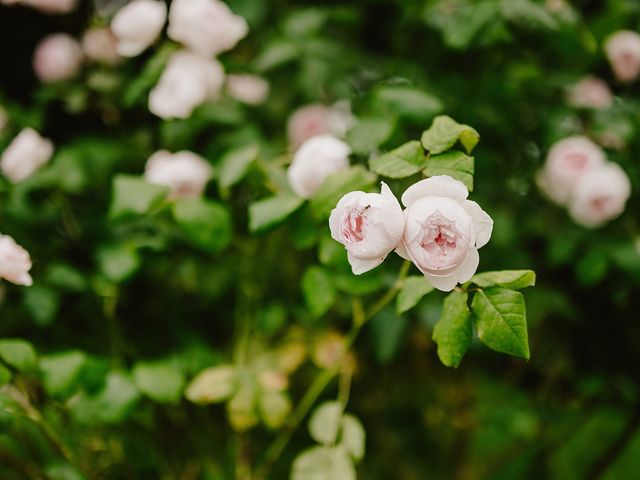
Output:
254,260,412,479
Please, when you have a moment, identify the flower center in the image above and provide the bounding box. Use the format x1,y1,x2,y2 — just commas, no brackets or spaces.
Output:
342,208,368,243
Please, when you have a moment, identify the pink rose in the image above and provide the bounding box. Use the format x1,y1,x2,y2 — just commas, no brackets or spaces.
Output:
226,74,269,105
567,76,613,109
605,30,640,82
111,0,167,57
396,176,493,292
81,27,121,65
33,33,83,83
537,136,605,205
1,128,54,183
287,104,332,150
329,182,405,274
144,150,213,198
0,235,33,286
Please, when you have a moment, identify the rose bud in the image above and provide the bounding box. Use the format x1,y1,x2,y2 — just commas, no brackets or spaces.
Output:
0,235,33,286
567,76,613,109
144,150,213,199
149,50,225,119
226,74,269,106
81,27,121,65
167,0,248,57
605,30,640,82
111,0,167,57
33,33,83,83
396,176,493,292
287,134,351,199
329,182,405,274
537,136,605,206
1,128,54,183
568,162,631,228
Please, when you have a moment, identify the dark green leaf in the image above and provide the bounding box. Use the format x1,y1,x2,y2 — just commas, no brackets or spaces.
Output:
369,141,426,179
172,198,233,253
432,291,473,368
424,151,475,191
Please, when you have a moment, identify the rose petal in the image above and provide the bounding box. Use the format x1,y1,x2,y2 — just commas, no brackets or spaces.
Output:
456,247,479,284
347,252,385,275
424,272,459,292
401,175,468,207
462,200,493,248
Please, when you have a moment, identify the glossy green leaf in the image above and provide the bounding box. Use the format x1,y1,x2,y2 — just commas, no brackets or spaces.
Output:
421,115,480,154
249,194,304,233
172,198,232,253
346,118,395,155
396,276,434,314
424,151,475,191
369,141,426,178
470,270,536,290
472,287,530,359
302,266,336,318
432,291,473,368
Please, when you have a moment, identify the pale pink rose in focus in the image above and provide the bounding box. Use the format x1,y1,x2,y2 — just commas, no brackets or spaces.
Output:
168,0,248,57
1,128,54,183
329,182,405,274
144,150,213,198
287,134,351,199
605,30,640,82
567,76,613,109
568,161,631,228
111,0,167,57
33,33,83,83
226,74,269,105
0,235,33,286
82,27,121,65
396,176,493,292
537,136,605,206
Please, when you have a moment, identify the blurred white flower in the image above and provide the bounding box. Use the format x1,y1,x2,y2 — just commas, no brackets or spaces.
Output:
168,0,248,57
287,134,351,199
0,235,33,286
81,27,121,65
149,50,225,119
537,136,605,206
33,33,83,83
569,162,631,228
1,128,53,183
1,0,77,14
226,74,269,105
329,182,405,274
605,30,640,82
287,102,355,150
111,0,167,57
145,150,213,198
396,176,493,292
567,76,613,109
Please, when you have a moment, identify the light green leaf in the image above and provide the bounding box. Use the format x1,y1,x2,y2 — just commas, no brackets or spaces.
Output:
0,364,11,386
369,141,426,179
340,414,365,461
472,287,530,359
70,371,141,424
309,401,343,445
218,144,259,189
500,0,559,30
227,374,258,432
97,243,141,283
432,291,473,368
396,276,434,314
424,151,475,191
258,389,292,429
346,118,395,155
249,194,304,233
172,198,232,253
109,175,169,220
310,166,376,218
39,350,87,396
253,39,298,72
185,365,237,404
132,360,185,405
421,115,480,154
374,85,443,121
302,266,336,318
292,446,356,480
0,339,37,372
470,270,536,290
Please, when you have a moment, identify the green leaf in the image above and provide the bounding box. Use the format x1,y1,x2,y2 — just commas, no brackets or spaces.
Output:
421,115,480,154
227,374,258,432
309,401,343,445
424,151,475,191
172,198,232,253
0,364,11,386
292,446,356,480
346,118,395,155
258,389,292,429
310,166,376,218
123,43,176,107
369,141,426,179
470,270,536,290
70,371,141,424
109,175,169,220
302,266,336,318
249,194,304,233
369,307,408,364
132,360,186,405
472,288,530,360
23,285,60,326
373,85,443,121
39,350,87,396
0,339,37,372
185,365,237,404
500,0,559,30
218,144,259,190
97,243,141,283
424,0,499,50
253,39,298,72
432,291,473,368
396,276,434,314
340,415,366,461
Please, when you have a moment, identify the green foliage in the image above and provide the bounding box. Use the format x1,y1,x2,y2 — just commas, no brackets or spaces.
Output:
249,194,304,233
396,276,434,314
432,291,473,368
109,175,169,220
421,115,480,155
424,151,475,191
185,365,237,404
217,144,259,190
309,166,376,218
0,338,37,372
469,270,536,290
132,359,186,405
172,198,233,253
302,266,336,318
39,350,87,397
369,140,426,178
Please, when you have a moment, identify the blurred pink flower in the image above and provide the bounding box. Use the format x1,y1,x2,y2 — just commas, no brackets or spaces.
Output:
111,0,167,57
567,76,613,109
33,33,83,83
605,30,640,82
1,128,53,183
145,150,213,198
226,74,269,105
82,27,121,65
0,235,33,286
1,0,77,14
